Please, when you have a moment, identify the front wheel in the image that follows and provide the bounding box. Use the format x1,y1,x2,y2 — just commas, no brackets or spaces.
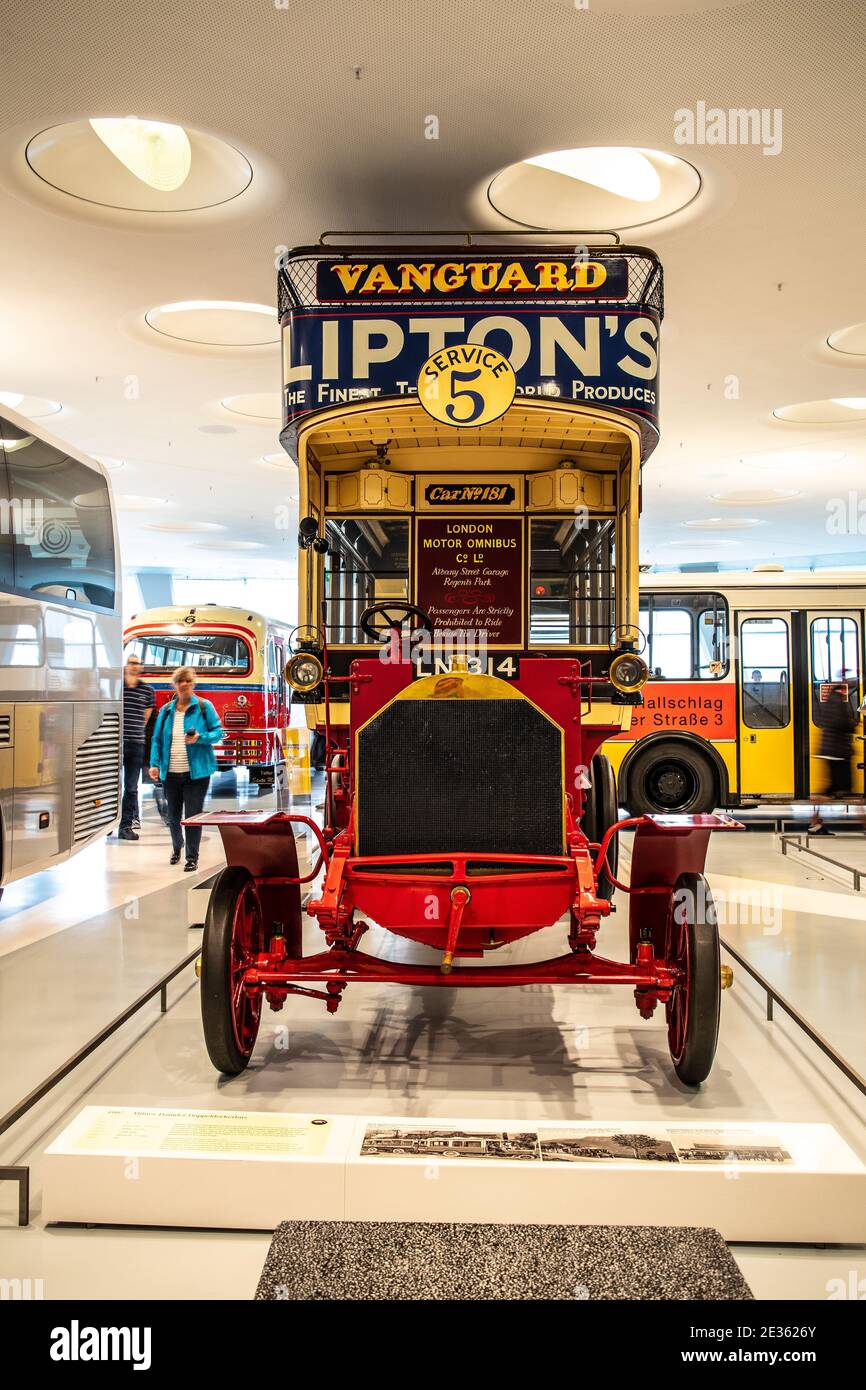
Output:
626,739,717,815
201,866,266,1074
665,871,721,1086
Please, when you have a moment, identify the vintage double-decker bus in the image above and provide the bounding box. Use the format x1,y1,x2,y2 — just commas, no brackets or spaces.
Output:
192,234,738,1086
124,604,293,790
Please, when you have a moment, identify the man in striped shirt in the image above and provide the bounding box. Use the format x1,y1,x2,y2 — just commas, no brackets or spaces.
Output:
119,654,155,840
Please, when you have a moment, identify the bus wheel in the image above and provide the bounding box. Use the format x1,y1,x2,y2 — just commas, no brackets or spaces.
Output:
665,871,720,1086
201,866,265,1075
590,753,619,900
626,739,716,815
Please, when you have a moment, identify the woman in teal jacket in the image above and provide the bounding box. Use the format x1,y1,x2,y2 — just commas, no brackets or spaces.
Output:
149,667,224,872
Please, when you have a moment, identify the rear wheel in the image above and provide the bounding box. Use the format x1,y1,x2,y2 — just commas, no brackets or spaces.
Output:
626,739,717,815
201,866,266,1074
665,871,721,1086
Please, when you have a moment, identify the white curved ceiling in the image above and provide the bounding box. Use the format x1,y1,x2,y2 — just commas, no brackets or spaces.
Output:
0,0,864,579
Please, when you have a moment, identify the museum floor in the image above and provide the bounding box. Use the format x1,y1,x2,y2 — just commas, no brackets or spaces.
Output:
0,778,864,1301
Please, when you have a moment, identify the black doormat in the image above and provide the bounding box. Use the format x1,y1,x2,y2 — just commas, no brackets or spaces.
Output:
255,1221,753,1300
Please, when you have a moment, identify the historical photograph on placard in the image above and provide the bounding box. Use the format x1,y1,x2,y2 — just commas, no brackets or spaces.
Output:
360,1126,540,1161
669,1130,794,1164
539,1131,679,1163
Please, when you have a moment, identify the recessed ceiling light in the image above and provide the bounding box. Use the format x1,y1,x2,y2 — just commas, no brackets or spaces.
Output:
145,301,278,347
827,322,866,359
91,454,126,471
525,147,661,201
0,392,62,417
26,119,252,214
142,521,227,534
682,517,765,530
89,118,191,191
709,488,800,504
658,538,742,548
773,399,866,424
220,393,281,422
115,494,170,510
260,452,297,470
746,448,846,469
488,146,700,232
192,540,265,551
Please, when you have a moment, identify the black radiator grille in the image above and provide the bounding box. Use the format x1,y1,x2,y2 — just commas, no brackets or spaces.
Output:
357,698,563,858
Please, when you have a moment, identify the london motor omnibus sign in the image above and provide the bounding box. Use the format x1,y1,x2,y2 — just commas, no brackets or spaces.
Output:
278,243,664,458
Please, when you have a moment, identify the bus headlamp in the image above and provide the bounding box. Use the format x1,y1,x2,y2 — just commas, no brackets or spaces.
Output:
285,652,323,693
609,651,649,693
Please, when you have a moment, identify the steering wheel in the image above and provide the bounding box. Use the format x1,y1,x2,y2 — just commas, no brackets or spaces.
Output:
359,603,434,642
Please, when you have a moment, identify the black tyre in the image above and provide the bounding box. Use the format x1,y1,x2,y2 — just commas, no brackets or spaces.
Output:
201,866,266,1075
665,871,721,1086
590,753,619,900
626,739,717,815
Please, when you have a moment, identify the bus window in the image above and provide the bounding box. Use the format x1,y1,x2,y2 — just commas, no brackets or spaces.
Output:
811,616,860,723
639,592,728,679
529,517,615,645
642,605,691,678
126,633,251,673
741,617,790,728
698,604,727,677
1,418,116,611
324,517,410,644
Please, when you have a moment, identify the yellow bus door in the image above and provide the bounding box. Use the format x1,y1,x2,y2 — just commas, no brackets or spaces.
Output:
806,610,864,799
738,611,796,798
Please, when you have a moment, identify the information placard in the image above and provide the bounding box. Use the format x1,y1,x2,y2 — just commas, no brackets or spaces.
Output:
415,516,523,645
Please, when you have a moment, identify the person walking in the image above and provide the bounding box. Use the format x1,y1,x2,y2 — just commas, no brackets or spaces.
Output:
119,653,155,841
808,681,858,834
149,666,224,871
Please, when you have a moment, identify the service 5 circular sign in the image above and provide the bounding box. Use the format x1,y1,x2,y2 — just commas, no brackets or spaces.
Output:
417,343,516,427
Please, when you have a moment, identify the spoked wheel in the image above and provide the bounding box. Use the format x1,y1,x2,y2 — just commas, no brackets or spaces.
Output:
201,866,266,1075
665,871,721,1086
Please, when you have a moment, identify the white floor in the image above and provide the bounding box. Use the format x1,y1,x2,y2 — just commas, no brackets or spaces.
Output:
1,786,864,1301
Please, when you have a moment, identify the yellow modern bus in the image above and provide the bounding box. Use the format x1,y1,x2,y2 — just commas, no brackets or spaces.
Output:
604,570,865,813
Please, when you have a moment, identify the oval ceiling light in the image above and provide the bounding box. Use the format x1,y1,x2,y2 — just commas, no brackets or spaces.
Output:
92,454,126,472
657,537,742,548
682,517,764,531
26,119,252,213
709,488,800,504
192,540,265,551
525,147,660,201
145,300,278,347
89,118,191,191
0,392,61,417
115,494,170,510
220,393,281,422
773,398,866,424
746,448,846,469
488,146,700,232
260,451,297,470
142,521,227,534
827,322,866,359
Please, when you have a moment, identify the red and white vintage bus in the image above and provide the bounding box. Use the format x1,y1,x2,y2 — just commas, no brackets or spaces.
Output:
123,605,294,790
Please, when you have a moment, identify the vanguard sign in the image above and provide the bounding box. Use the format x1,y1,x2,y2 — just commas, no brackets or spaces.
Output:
281,306,661,452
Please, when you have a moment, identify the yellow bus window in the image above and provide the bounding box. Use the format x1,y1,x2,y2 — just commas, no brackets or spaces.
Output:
741,618,790,728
